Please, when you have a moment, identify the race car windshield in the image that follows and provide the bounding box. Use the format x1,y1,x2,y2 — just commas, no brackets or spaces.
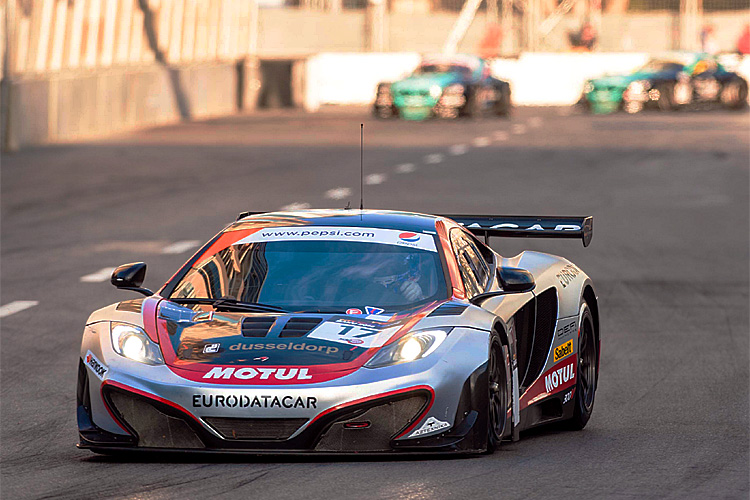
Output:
170,239,448,313
639,60,685,73
416,64,471,75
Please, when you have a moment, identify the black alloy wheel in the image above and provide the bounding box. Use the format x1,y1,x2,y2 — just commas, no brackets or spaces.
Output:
568,304,597,430
656,83,674,111
486,335,508,452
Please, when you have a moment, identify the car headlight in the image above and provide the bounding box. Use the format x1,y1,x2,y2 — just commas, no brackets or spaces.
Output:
365,328,450,368
429,85,443,99
583,81,594,93
110,322,164,365
627,80,649,94
444,83,465,95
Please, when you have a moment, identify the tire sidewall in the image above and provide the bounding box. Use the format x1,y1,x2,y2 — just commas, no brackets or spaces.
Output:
572,303,597,429
485,332,508,453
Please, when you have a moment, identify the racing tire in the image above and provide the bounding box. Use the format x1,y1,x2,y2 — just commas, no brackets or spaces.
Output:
567,303,597,431
656,83,674,112
721,78,749,110
495,85,512,118
463,88,483,119
485,332,509,453
575,95,591,113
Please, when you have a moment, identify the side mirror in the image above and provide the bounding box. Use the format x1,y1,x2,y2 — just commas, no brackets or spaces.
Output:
111,262,153,296
469,267,535,305
497,267,535,293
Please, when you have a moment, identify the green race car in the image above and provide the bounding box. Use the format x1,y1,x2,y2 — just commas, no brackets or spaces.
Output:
579,53,748,114
374,55,512,120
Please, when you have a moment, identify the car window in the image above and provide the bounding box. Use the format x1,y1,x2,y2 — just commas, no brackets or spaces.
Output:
450,229,490,297
467,232,495,274
171,234,448,313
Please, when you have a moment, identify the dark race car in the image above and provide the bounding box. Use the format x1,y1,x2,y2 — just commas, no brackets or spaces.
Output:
77,209,599,455
579,52,748,114
374,55,512,120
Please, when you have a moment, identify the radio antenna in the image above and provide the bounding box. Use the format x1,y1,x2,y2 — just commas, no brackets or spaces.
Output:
359,123,364,211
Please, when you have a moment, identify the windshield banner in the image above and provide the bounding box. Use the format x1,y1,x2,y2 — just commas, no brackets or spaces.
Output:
232,226,437,252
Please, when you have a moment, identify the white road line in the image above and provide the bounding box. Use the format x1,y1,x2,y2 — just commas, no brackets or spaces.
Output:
528,117,543,128
325,187,352,200
365,173,387,185
511,124,527,135
80,267,116,283
424,153,444,164
494,131,509,141
472,137,491,147
162,240,201,255
0,301,39,318
395,163,416,174
280,202,311,211
449,144,468,156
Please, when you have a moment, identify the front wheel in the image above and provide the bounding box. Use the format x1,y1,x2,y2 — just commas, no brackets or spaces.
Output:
568,303,598,430
462,87,483,118
721,78,749,110
495,86,512,117
486,334,509,452
656,83,674,111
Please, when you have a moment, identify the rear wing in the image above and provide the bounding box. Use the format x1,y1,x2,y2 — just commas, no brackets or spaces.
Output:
442,215,593,247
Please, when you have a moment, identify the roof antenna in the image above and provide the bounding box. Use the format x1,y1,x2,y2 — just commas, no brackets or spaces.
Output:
360,123,364,211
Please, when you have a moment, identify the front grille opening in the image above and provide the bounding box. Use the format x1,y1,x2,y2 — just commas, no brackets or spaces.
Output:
203,417,308,440
106,390,204,449
279,317,322,338
241,316,277,337
315,394,428,452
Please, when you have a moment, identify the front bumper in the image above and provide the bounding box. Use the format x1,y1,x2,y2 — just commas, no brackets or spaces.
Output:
78,325,490,454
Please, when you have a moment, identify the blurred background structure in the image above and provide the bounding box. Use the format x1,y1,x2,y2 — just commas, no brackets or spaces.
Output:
1,0,749,149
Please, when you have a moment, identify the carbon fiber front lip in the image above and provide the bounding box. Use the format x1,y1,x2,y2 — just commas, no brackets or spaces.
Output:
77,443,481,456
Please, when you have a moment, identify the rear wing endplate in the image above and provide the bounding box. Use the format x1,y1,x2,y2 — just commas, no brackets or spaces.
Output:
442,215,593,247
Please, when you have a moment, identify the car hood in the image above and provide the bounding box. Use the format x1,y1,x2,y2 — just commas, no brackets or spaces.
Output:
391,72,463,93
153,299,448,383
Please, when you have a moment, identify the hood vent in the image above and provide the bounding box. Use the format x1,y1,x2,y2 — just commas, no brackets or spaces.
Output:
428,304,468,317
280,317,322,338
241,316,277,338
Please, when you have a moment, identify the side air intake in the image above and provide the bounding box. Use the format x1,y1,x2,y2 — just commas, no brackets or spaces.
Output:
522,288,558,387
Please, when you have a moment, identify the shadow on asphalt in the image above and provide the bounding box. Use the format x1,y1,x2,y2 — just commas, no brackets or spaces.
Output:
80,422,575,464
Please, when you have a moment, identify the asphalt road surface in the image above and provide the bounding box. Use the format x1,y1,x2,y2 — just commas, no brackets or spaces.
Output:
2,106,748,499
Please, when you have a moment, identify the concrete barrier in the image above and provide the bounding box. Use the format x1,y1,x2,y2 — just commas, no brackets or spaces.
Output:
4,62,237,149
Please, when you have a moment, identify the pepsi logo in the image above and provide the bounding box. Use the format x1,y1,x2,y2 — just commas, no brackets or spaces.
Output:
399,232,420,242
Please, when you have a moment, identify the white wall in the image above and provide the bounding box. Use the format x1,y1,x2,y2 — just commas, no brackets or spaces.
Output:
305,52,422,111
305,52,750,109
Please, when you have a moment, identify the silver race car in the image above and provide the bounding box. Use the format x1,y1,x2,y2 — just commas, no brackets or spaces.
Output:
77,210,599,455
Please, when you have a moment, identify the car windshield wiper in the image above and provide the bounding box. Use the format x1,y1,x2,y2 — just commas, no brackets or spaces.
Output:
169,298,288,313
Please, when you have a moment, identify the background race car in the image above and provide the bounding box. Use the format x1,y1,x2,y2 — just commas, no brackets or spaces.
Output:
374,55,512,120
579,53,749,114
